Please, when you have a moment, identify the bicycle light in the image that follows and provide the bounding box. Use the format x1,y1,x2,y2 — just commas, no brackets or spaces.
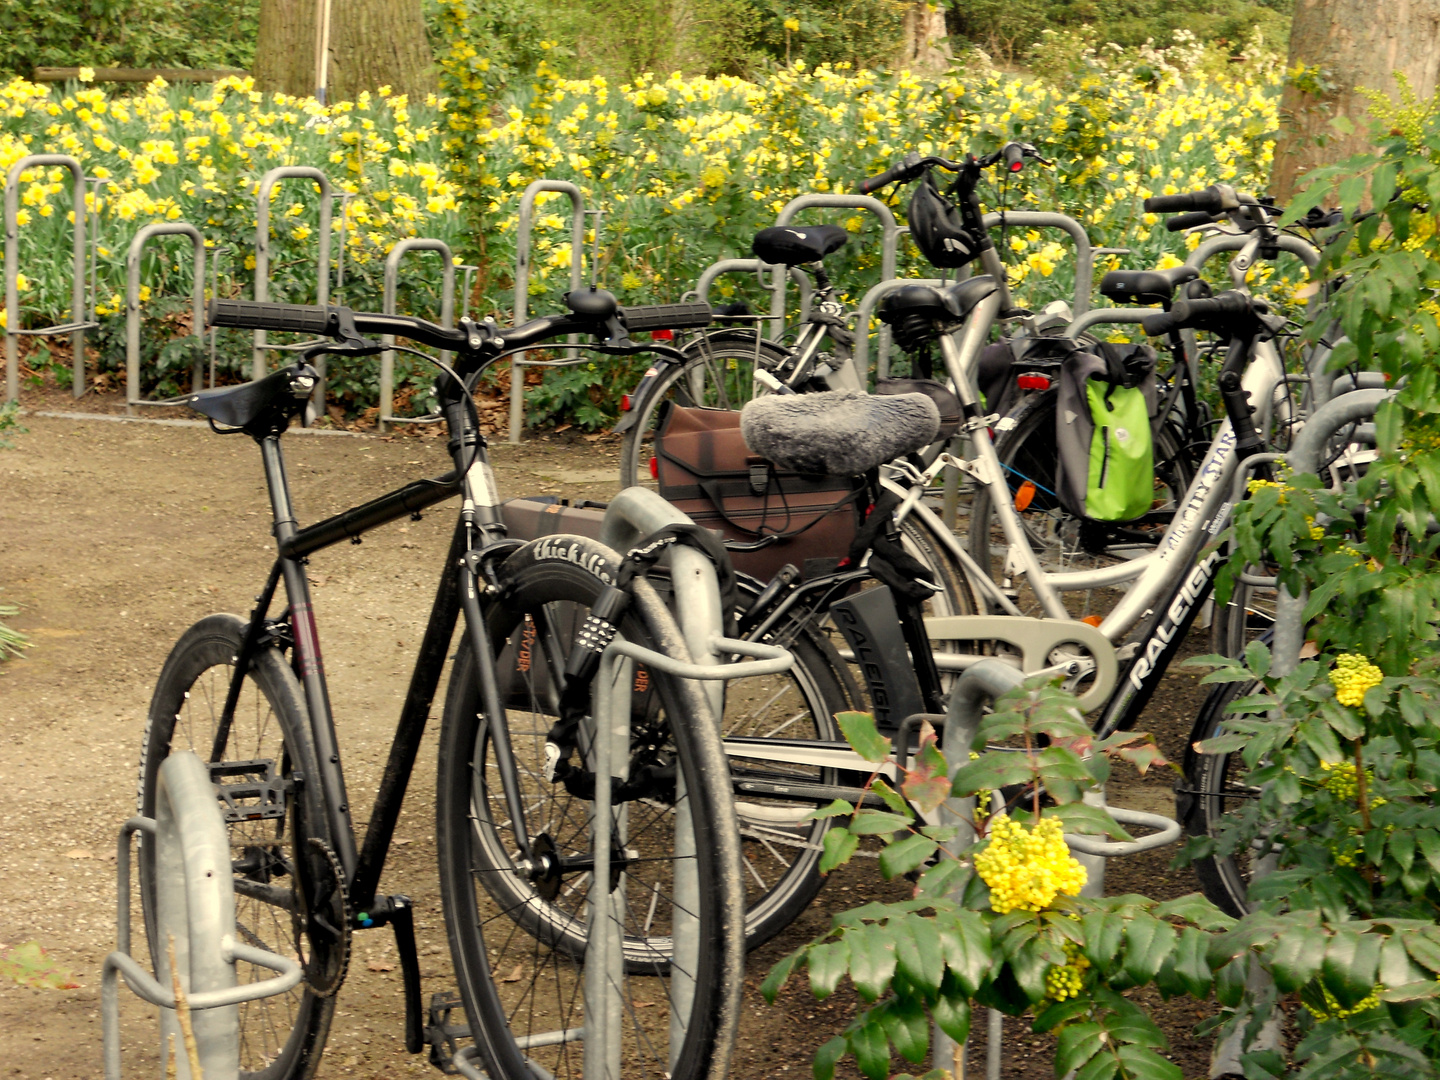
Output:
1017,373,1051,390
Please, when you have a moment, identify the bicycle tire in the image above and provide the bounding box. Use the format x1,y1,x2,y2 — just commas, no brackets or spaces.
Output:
436,537,743,1080
619,333,792,491
139,614,335,1080
967,388,1194,621
1180,677,1261,917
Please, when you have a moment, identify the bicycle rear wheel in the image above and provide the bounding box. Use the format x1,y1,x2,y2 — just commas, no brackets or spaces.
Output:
436,537,743,1080
1180,678,1260,917
139,614,336,1080
619,333,791,491
967,388,1193,621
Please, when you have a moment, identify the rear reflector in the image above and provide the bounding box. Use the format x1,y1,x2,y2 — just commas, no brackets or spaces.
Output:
649,456,658,479
621,394,632,411
1017,373,1050,391
650,329,674,341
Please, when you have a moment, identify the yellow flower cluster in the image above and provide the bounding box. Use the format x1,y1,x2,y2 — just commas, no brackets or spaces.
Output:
975,815,1087,914
1304,983,1382,1021
1044,939,1091,1002
1330,654,1383,708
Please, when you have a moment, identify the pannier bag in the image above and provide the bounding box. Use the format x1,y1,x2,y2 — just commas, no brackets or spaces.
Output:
1054,343,1159,523
652,402,861,582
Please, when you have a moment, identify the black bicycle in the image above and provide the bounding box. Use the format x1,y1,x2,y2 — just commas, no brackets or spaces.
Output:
132,291,745,1080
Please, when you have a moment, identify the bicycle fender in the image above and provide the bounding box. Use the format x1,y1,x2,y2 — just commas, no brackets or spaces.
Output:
923,615,1118,713
828,586,927,731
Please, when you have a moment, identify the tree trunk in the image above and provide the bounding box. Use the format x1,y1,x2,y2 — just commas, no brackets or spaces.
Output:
1271,0,1440,201
901,1,951,73
254,0,318,97
328,0,436,102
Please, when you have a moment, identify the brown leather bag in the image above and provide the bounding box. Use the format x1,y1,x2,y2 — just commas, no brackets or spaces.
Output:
652,403,861,582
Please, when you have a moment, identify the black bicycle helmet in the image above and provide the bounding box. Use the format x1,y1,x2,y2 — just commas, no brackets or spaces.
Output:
908,172,982,269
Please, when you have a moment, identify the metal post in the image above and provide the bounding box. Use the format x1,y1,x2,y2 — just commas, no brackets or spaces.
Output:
689,258,814,323
125,223,206,414
378,238,455,433
511,179,586,443
208,246,231,389
587,648,630,1080
5,155,93,403
457,264,479,321
252,167,332,388
771,194,899,357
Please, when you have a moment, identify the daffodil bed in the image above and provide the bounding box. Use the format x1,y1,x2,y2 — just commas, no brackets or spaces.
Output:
0,42,1299,425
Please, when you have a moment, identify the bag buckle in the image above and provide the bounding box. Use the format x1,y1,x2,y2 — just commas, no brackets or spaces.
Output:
747,460,769,496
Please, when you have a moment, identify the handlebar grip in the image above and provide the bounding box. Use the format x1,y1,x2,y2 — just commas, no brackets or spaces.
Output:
1141,292,1254,337
209,299,331,334
1003,142,1025,173
621,301,713,332
1165,211,1217,232
856,162,908,195
1144,185,1227,215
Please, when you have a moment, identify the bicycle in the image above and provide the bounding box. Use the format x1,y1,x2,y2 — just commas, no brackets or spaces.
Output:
132,290,755,1080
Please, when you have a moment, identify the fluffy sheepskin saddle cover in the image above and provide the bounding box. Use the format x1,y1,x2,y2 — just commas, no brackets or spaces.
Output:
740,390,940,476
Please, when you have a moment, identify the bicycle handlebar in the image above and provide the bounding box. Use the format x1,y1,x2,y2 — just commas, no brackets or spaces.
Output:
1144,184,1238,215
208,298,714,355
853,142,1049,194
1164,210,1219,232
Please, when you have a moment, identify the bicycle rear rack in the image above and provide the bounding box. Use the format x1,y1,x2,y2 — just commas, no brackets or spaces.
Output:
102,751,301,1080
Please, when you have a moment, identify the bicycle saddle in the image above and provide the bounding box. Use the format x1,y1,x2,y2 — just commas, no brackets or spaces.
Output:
184,364,317,433
877,277,998,325
740,390,940,477
751,224,849,266
1098,265,1199,306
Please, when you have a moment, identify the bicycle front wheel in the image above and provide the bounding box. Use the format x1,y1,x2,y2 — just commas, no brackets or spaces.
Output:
619,333,792,490
436,537,742,1080
139,614,336,1080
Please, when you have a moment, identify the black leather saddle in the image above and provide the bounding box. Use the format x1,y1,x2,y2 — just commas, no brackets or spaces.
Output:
184,364,318,434
878,277,998,326
752,224,849,267
1099,264,1199,306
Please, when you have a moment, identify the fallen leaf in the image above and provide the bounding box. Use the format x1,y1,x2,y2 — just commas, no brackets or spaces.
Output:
0,942,80,990
501,963,525,983
64,849,93,860
367,960,396,973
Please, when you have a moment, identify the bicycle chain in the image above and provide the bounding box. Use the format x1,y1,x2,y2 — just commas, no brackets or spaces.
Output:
301,837,352,998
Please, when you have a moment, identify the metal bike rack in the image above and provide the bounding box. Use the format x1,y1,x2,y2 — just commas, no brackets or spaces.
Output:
771,194,900,362
377,238,455,433
5,155,97,402
125,223,206,414
509,179,586,443
851,277,946,381
689,258,814,324
102,752,301,1080
980,210,1095,317
252,167,332,386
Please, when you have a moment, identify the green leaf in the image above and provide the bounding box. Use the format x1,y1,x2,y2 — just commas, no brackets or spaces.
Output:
849,923,898,1002
1114,1043,1182,1080
878,832,938,878
938,911,992,995
1049,802,1133,840
949,753,1034,797
838,711,892,763
894,915,945,993
1268,927,1326,994
804,799,856,822
851,1019,890,1080
1173,926,1213,998
1405,929,1440,973
1244,639,1271,678
819,827,859,873
1075,1053,1120,1080
1214,956,1247,1008
814,1036,847,1080
1380,934,1428,990
807,938,850,1000
1124,914,1178,985
1055,1022,1106,1077
870,778,910,816
848,810,915,835
1081,909,1126,971
1033,996,1093,1032
1322,927,1381,1009
762,951,800,1003
931,993,971,1044
881,997,930,1064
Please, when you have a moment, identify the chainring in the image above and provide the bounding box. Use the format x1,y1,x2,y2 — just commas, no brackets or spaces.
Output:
297,836,351,997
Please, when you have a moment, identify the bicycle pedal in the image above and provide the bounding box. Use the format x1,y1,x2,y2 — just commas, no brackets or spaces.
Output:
206,758,287,822
425,991,472,1074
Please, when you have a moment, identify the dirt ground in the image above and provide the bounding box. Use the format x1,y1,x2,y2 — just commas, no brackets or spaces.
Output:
0,392,1217,1080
